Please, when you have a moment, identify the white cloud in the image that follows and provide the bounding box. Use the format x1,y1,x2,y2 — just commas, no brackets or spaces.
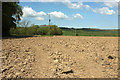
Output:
63,1,92,10
21,0,119,2
104,2,118,8
37,11,47,16
63,1,116,15
22,7,69,20
22,6,47,20
35,17,45,20
92,7,116,15
65,2,83,9
73,13,83,19
48,11,68,19
23,6,37,17
64,1,116,15
84,5,91,10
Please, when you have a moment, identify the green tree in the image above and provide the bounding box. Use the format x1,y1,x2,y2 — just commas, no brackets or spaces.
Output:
26,25,39,35
37,27,48,35
2,2,23,36
49,25,63,35
18,20,31,35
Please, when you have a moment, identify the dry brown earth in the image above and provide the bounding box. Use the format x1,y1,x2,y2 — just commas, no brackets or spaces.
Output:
1,36,119,78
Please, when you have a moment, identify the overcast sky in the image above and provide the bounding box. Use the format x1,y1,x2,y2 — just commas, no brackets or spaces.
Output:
19,1,118,29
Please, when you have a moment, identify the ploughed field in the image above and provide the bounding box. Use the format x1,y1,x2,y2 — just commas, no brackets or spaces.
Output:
2,36,119,78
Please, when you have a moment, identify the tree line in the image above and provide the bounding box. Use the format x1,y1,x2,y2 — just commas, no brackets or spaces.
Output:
10,24,63,36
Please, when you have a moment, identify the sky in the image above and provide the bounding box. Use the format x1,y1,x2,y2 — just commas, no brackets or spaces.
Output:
19,1,118,29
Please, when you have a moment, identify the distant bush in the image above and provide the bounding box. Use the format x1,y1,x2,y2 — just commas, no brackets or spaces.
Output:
75,33,78,36
37,27,48,35
10,27,28,36
49,25,63,35
26,25,39,35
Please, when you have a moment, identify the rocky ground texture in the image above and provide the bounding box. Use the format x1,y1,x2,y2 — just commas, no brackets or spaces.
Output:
1,36,119,78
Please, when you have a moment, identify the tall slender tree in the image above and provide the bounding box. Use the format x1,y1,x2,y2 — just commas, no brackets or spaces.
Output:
2,2,23,36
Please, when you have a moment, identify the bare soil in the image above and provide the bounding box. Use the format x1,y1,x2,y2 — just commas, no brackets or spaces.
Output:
2,36,119,78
